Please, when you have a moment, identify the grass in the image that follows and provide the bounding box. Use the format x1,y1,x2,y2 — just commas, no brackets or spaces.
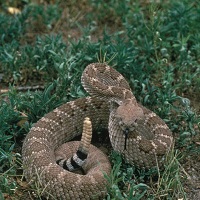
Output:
0,0,200,199
104,146,187,200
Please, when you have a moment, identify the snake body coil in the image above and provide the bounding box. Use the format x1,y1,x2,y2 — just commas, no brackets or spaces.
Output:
22,63,173,199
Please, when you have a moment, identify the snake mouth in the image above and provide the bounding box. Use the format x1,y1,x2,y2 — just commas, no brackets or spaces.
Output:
119,120,138,131
118,120,138,150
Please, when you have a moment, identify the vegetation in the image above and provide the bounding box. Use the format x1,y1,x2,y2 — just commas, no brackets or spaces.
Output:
0,0,199,199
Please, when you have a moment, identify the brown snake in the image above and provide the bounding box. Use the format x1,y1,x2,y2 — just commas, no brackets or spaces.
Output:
22,63,173,199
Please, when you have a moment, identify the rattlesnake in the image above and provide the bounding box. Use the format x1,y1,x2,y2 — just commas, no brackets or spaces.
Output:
22,63,173,199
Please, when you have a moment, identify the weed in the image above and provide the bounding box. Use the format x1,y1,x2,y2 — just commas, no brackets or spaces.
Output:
148,146,187,200
104,151,148,200
25,166,56,200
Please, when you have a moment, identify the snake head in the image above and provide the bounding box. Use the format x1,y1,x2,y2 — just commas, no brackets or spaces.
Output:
116,99,144,131
115,99,144,150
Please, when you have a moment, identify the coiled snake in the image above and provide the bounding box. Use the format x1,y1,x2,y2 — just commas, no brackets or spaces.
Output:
22,63,173,199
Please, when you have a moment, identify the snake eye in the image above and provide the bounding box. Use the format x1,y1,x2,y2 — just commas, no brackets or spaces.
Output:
133,119,139,127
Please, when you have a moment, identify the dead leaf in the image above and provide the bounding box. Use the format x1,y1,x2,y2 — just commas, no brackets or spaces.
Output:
7,7,21,15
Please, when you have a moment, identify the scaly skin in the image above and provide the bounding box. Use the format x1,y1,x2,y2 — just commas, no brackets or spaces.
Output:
22,63,173,199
